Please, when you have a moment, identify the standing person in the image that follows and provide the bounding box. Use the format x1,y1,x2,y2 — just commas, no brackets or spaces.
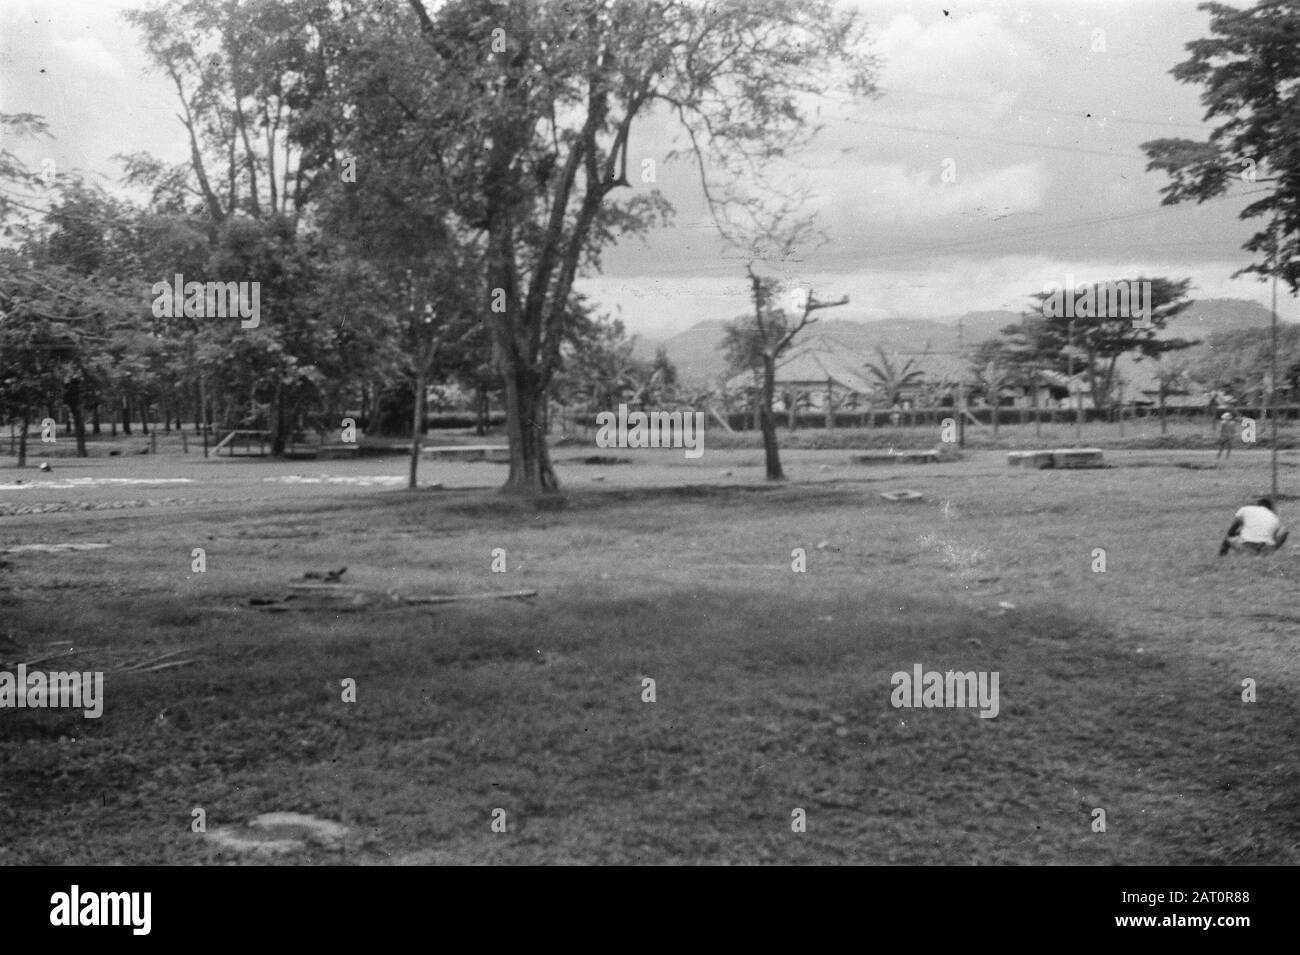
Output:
1215,411,1235,465
1219,498,1289,556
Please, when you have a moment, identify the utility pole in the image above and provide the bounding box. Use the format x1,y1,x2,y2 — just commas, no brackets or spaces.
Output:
1271,219,1280,500
1067,316,1082,445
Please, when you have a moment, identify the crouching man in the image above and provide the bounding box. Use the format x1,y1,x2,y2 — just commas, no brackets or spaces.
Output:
1219,498,1289,556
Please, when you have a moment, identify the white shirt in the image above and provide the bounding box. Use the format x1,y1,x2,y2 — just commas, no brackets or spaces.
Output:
1234,505,1282,544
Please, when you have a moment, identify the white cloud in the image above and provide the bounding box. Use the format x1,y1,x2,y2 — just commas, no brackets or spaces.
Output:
799,159,1049,228
581,253,1298,339
870,10,1043,113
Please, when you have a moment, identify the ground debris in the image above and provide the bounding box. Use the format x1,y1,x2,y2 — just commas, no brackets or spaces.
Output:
206,813,350,856
116,648,190,672
0,542,112,553
301,566,347,583
247,579,538,612
880,490,924,502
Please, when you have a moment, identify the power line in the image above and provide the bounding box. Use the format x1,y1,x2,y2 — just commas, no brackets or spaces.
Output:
872,87,1207,131
612,188,1272,276
848,117,1155,160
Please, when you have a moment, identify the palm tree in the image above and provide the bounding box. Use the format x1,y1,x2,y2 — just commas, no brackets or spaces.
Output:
975,358,1013,435
917,374,957,430
864,346,927,424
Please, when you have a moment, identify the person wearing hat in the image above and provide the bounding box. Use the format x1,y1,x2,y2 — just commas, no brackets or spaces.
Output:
1215,411,1236,465
1219,498,1289,556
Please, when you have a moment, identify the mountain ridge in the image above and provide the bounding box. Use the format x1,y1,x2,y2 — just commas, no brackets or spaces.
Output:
631,298,1284,389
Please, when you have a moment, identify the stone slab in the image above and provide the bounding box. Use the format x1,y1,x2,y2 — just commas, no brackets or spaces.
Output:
1051,448,1105,469
1007,451,1055,469
852,450,940,466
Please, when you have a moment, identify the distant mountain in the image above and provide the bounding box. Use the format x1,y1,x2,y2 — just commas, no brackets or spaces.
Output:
630,319,728,384
1118,298,1288,396
1161,297,1276,336
634,297,1288,390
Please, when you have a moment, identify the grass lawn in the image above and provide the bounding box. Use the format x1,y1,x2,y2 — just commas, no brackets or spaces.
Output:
1,448,1298,864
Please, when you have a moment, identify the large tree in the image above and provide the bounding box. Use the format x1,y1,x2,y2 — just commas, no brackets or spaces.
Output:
722,262,848,480
0,119,136,462
124,0,378,455
1142,1,1300,292
1021,278,1198,412
1191,325,1300,405
391,0,875,494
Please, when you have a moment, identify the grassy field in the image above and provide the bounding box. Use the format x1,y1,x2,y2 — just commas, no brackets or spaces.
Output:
1,445,1298,864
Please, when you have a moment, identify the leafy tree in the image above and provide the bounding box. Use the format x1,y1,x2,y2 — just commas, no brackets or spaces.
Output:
0,253,126,464
386,0,875,495
1190,325,1300,406
1024,278,1198,412
1141,1,1300,292
125,0,381,456
724,261,847,480
0,120,137,460
552,313,641,413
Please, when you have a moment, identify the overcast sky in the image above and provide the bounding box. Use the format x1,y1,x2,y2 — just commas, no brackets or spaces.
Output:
2,0,1294,339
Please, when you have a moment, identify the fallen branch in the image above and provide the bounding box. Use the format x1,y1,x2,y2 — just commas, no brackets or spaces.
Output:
11,651,67,669
286,583,372,592
118,648,188,672
138,660,195,673
402,589,538,605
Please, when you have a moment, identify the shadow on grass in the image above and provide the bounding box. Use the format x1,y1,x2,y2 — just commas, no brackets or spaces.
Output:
2,585,1296,864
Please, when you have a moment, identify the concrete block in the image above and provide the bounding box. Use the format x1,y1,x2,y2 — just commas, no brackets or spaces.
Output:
1051,448,1105,469
1008,451,1055,469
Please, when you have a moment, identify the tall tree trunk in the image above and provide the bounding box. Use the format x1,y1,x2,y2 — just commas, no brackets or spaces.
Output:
140,395,150,435
409,361,427,490
199,375,209,457
120,394,132,436
476,382,489,436
17,412,29,467
270,380,286,456
761,354,784,481
69,377,88,458
500,363,558,494
92,397,100,436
